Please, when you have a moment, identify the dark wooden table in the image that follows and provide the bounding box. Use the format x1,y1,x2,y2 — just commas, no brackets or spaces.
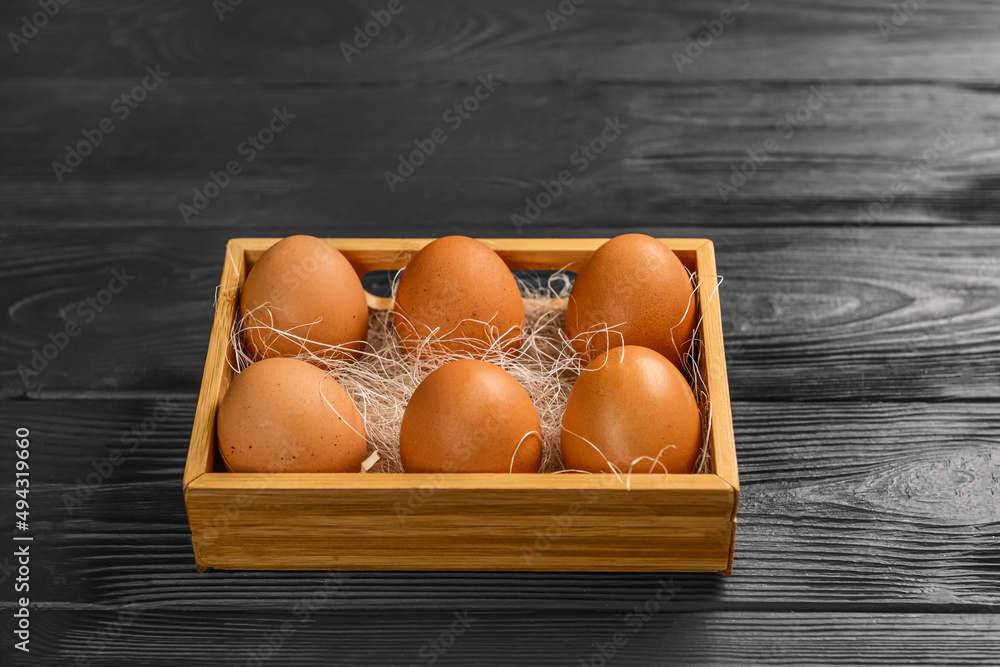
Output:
2,1,999,664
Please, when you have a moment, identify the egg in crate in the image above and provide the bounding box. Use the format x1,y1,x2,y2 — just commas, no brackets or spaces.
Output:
217,357,367,473
393,236,524,357
561,345,702,474
399,359,542,473
241,235,369,362
565,233,696,369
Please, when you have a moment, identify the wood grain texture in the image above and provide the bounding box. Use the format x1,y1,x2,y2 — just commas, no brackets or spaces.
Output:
7,611,1000,666
695,240,738,504
187,474,735,572
2,82,997,228
1,226,996,401
183,240,242,489
2,398,996,611
3,0,1000,83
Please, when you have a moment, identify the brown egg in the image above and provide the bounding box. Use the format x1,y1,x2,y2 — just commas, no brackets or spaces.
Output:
242,235,369,362
400,359,542,473
393,236,524,357
561,345,702,474
565,234,696,368
217,357,367,473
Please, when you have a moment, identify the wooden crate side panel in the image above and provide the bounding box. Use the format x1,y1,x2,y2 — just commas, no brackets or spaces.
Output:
186,480,735,572
187,471,733,493
236,237,707,275
695,241,739,506
724,518,737,577
183,239,245,488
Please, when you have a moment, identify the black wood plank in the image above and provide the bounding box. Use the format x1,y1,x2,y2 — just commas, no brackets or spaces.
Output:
2,0,1000,83
1,82,995,228
4,610,1000,666
1,226,997,401
1,398,996,612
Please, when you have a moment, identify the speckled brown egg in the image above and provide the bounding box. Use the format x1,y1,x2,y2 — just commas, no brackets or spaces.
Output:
561,345,702,474
399,359,542,473
242,235,369,362
393,236,524,357
217,357,367,473
565,234,696,368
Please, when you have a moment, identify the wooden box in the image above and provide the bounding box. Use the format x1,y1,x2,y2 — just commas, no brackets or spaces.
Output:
183,238,738,574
